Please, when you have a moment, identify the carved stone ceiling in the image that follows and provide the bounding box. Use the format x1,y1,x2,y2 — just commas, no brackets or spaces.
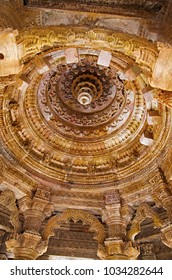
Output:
0,0,172,261
24,0,167,16
0,26,172,198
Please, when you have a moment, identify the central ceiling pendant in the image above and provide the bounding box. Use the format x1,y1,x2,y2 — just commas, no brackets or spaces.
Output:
77,88,93,105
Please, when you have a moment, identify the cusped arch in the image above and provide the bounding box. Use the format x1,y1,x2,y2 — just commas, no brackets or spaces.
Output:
43,209,106,244
127,203,164,242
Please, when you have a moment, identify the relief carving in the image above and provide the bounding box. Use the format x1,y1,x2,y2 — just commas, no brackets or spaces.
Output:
0,190,21,233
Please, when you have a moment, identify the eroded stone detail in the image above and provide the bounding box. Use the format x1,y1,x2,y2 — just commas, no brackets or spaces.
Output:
0,190,21,233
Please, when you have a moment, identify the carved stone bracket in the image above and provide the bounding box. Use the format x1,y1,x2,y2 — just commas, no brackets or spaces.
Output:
103,239,140,260
5,232,47,260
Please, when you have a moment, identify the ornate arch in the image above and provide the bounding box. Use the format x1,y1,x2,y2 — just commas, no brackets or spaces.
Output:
127,203,164,241
43,209,106,244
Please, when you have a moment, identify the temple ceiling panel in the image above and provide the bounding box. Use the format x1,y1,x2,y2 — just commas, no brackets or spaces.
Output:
0,2,172,260
24,0,168,18
0,27,172,196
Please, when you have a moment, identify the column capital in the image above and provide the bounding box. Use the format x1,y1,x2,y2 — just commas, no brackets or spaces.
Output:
6,232,47,260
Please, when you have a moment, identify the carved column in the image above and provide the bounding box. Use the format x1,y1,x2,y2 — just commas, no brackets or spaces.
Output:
102,190,139,260
102,190,126,240
6,187,54,260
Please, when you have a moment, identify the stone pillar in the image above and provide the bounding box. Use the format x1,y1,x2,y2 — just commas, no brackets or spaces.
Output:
6,187,54,260
102,190,126,240
102,190,139,260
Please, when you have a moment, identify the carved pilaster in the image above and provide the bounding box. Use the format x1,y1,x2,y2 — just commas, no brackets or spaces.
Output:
102,190,126,240
18,187,54,233
102,190,139,259
6,187,54,259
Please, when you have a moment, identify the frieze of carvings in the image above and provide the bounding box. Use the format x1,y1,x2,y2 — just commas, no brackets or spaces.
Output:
0,190,21,233
52,198,104,210
50,190,104,211
25,0,165,17
1,161,38,194
43,209,106,246
17,27,158,66
20,8,42,28
52,190,104,201
127,203,164,241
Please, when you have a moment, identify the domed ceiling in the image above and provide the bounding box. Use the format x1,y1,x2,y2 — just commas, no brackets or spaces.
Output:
0,1,172,261
1,27,172,190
